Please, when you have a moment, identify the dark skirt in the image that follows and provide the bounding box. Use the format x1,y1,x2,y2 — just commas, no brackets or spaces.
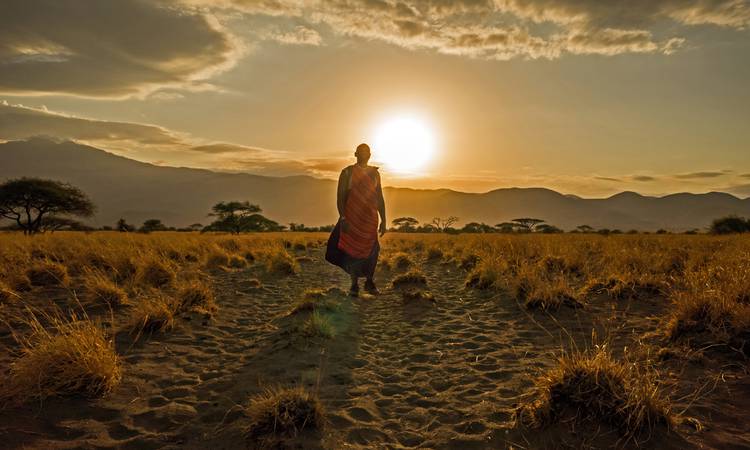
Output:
326,221,379,278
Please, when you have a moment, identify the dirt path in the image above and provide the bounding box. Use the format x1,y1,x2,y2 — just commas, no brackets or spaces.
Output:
3,246,750,449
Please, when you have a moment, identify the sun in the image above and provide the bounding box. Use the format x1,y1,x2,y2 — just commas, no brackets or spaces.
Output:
371,115,436,174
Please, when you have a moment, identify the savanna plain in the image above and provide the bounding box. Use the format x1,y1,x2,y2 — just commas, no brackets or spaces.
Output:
1,232,749,449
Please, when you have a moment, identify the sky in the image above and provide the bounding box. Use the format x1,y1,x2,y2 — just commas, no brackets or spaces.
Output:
1,0,749,197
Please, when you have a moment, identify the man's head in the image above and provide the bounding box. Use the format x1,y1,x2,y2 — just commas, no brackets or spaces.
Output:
355,143,371,164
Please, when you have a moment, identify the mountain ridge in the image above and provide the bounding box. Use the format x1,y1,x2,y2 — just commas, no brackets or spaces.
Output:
1,138,748,231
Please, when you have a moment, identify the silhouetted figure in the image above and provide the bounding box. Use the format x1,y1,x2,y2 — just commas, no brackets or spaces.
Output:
325,143,386,296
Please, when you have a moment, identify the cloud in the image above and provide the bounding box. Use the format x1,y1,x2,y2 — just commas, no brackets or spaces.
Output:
0,0,242,98
741,173,750,178
674,171,727,179
0,102,182,146
267,26,323,45
200,0,748,60
0,101,347,177
632,175,657,182
594,176,623,182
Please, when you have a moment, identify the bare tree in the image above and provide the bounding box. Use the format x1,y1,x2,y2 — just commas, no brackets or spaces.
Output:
431,216,458,232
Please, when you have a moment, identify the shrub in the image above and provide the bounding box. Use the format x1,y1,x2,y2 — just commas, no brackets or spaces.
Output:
246,386,325,439
1,310,122,404
516,346,672,442
26,260,70,287
710,216,749,235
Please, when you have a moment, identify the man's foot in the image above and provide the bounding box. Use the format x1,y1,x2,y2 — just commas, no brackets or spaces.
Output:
364,279,380,295
349,280,359,297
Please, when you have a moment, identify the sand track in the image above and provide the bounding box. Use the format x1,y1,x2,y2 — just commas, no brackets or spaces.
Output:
2,248,750,449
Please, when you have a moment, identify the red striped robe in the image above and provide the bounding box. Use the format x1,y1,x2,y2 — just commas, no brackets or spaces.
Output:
338,165,379,259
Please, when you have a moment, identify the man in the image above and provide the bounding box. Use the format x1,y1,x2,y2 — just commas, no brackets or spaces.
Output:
325,143,386,296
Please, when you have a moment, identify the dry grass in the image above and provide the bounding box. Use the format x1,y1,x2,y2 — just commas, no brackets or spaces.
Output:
402,289,436,304
516,345,673,443
128,293,178,335
265,250,299,275
135,257,176,288
27,260,70,287
246,386,325,440
392,270,428,289
83,271,128,307
1,308,122,405
176,279,217,314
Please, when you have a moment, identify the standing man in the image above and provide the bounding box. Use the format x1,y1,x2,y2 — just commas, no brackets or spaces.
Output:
325,143,386,296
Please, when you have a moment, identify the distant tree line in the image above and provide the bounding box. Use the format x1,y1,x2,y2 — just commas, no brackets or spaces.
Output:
2,177,748,236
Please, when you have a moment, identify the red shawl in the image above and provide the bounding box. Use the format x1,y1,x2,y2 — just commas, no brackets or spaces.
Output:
338,165,379,259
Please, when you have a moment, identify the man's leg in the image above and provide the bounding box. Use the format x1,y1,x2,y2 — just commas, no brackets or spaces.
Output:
364,249,380,295
349,274,359,297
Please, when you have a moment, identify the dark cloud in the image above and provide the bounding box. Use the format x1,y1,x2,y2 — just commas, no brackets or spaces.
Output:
741,173,750,178
0,102,181,145
0,0,240,98
674,171,727,179
0,101,346,177
632,175,656,182
595,176,623,182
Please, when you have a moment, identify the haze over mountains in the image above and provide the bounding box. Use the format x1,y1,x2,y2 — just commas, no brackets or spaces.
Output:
1,138,748,231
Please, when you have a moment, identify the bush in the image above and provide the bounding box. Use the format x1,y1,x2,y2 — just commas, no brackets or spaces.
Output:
710,216,750,234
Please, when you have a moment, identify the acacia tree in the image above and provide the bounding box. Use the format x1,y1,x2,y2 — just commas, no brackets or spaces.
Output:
140,219,167,233
0,178,95,235
431,216,458,233
206,201,283,233
392,217,419,232
511,218,545,233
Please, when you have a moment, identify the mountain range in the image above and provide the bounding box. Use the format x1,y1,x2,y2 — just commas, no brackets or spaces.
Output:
1,138,748,231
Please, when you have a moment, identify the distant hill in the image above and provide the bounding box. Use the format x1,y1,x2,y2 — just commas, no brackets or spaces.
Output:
1,138,748,231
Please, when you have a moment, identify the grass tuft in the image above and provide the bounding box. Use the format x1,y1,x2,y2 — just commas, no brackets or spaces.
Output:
1,309,122,404
176,280,217,314
246,386,325,439
135,258,176,288
392,270,428,289
402,289,436,304
83,272,128,306
26,260,70,287
300,311,335,338
516,345,673,442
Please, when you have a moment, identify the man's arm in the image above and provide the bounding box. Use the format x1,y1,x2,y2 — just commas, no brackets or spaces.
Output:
337,167,348,219
376,171,386,235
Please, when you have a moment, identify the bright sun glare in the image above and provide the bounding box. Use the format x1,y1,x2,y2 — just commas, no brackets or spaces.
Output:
371,115,436,174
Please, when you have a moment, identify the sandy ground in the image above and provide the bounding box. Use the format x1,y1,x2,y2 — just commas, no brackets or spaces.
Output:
1,246,750,449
